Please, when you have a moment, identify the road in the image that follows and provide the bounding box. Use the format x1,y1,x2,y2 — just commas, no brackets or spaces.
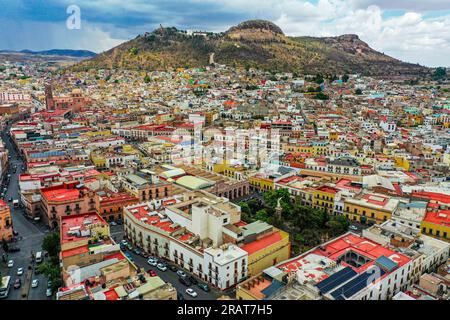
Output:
110,225,227,300
0,124,50,300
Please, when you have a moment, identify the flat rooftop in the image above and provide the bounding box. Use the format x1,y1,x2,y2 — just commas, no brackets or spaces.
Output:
61,212,107,245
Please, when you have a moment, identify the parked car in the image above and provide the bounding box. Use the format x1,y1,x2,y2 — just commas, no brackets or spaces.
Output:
349,225,358,231
8,247,20,253
177,270,186,278
177,292,185,300
157,263,167,272
185,288,198,298
148,270,157,277
124,252,134,262
13,279,21,289
133,248,141,255
31,279,39,288
7,260,14,268
178,277,191,287
147,258,158,266
46,288,52,297
17,267,24,276
120,240,128,246
188,276,198,285
110,221,117,226
47,280,52,289
141,252,149,259
168,264,178,272
197,283,210,292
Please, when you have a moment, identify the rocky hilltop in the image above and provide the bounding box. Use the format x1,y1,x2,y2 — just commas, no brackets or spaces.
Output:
76,20,429,77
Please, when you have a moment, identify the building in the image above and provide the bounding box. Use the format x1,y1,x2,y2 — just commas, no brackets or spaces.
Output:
277,232,413,300
343,193,400,225
240,221,290,277
40,181,97,228
123,191,248,290
121,173,173,202
95,191,139,222
313,185,339,214
421,210,450,242
0,200,12,241
57,212,176,300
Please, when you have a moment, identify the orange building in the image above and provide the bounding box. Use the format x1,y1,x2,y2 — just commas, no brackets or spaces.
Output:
40,181,96,229
0,200,13,241
96,191,140,222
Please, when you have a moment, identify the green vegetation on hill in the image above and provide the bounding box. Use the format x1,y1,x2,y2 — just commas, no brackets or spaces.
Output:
75,20,429,77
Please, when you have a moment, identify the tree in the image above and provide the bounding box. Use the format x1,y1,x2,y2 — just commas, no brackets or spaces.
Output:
342,74,349,82
433,67,447,80
2,238,8,252
355,88,362,95
129,47,139,55
255,209,269,222
144,75,151,83
38,262,63,292
42,232,60,258
314,92,329,100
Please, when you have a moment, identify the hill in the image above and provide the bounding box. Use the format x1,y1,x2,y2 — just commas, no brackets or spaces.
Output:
75,20,428,77
0,49,96,58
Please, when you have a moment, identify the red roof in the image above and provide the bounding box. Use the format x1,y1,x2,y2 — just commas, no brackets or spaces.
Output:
423,210,450,227
241,231,283,255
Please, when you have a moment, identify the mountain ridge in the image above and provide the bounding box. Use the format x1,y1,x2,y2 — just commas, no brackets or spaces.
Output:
75,20,429,77
0,49,97,58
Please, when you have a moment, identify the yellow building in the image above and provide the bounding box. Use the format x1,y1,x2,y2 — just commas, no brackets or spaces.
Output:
90,153,106,169
313,185,339,214
420,211,450,242
240,227,290,277
343,193,399,225
249,175,274,192
394,155,410,171
329,131,340,141
212,162,247,180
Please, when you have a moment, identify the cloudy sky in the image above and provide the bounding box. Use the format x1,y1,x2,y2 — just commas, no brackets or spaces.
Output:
1,0,450,67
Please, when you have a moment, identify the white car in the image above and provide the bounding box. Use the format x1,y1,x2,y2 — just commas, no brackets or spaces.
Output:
110,221,117,226
121,240,128,246
7,260,14,268
46,288,52,297
349,225,358,231
147,258,158,266
177,270,186,278
157,263,167,272
31,279,39,288
186,288,198,298
17,267,24,276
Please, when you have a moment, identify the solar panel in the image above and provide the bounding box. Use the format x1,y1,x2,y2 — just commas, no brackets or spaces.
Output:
261,279,285,299
375,255,398,272
330,267,386,300
316,267,357,294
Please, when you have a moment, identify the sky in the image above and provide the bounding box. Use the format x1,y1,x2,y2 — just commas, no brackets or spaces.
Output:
1,0,450,67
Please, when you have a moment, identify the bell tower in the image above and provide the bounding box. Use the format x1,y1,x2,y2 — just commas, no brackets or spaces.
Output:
45,82,55,110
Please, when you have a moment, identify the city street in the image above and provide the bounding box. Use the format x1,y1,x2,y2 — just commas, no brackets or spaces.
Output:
110,225,228,300
0,124,50,300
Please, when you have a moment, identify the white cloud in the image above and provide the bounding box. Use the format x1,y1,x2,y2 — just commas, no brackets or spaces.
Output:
1,0,449,67
0,18,124,53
